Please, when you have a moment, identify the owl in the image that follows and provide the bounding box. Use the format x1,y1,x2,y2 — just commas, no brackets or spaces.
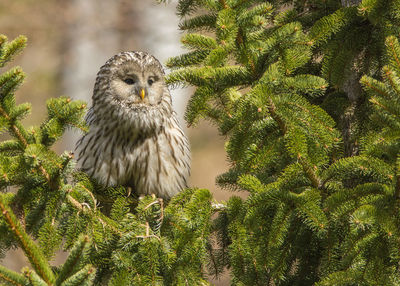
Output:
76,51,191,199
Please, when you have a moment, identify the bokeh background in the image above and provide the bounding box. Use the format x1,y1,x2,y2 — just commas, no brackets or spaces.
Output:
0,0,234,284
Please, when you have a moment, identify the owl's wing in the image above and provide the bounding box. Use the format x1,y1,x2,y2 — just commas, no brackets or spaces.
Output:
85,107,96,125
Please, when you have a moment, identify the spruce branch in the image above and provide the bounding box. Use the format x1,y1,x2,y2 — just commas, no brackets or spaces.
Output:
58,264,95,286
267,98,286,135
55,236,90,286
388,42,400,69
24,268,48,286
0,264,28,286
0,106,28,146
0,67,25,99
0,104,53,184
298,156,321,189
0,195,55,285
66,194,121,235
308,8,355,46
0,35,27,68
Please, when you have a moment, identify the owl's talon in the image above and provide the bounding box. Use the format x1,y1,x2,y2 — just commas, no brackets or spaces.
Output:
143,197,164,234
144,200,160,210
136,222,161,241
158,198,164,223
144,198,164,222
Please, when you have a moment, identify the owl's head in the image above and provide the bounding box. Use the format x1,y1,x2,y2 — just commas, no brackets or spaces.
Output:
93,51,168,107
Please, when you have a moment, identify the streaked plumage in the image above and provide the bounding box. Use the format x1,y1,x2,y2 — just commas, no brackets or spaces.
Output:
76,51,190,199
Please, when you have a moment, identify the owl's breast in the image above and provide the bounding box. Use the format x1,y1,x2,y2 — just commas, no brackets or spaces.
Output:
127,122,191,199
77,118,190,199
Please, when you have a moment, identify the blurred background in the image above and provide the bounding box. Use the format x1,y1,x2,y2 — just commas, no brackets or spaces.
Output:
0,0,232,284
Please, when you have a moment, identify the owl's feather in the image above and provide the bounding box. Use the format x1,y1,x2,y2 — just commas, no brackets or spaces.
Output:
76,51,190,199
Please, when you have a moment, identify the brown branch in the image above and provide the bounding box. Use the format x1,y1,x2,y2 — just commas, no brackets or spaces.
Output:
267,98,287,134
38,166,51,182
383,67,400,95
0,198,55,284
388,39,400,70
299,157,321,189
0,265,26,286
363,80,390,98
219,0,229,9
0,106,27,146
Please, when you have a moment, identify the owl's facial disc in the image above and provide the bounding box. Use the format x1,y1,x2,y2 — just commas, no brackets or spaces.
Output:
110,62,164,107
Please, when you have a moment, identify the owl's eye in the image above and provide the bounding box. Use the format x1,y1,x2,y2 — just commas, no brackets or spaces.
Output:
147,78,154,85
124,78,135,85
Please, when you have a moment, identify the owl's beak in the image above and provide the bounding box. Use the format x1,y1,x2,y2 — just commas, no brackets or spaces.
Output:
140,88,145,100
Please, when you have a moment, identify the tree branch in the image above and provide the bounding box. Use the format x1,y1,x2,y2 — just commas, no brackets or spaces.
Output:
0,196,55,285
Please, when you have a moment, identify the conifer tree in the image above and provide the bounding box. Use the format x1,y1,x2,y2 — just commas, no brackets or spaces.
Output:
163,0,400,284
